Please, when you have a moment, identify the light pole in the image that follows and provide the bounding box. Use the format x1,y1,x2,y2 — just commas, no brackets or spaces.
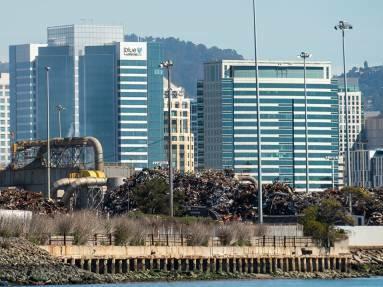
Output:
335,20,353,213
45,66,51,200
252,0,263,224
326,155,339,190
299,52,311,193
160,60,174,217
56,104,65,138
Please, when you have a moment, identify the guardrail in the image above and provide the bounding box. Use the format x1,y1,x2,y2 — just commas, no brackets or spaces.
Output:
46,233,314,248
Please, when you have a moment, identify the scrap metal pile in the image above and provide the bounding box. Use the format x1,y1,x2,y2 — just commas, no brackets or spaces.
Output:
103,169,258,218
103,169,383,225
0,189,66,214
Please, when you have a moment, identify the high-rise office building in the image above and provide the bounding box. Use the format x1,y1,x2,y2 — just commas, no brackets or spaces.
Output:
196,81,205,170
199,60,339,192
190,98,198,169
9,25,124,141
164,80,194,173
337,77,363,188
80,42,164,169
350,146,383,188
0,73,10,167
47,24,124,136
365,111,383,150
9,44,46,141
35,46,74,139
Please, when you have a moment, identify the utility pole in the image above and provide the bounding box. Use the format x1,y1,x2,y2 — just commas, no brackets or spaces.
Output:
299,52,311,193
56,104,65,138
252,0,263,224
160,60,174,217
335,20,353,214
45,66,51,200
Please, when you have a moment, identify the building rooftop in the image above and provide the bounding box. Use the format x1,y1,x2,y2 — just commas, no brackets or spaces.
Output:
206,59,332,66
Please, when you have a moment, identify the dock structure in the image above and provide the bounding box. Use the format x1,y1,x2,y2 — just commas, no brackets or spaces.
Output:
60,256,350,274
41,244,351,275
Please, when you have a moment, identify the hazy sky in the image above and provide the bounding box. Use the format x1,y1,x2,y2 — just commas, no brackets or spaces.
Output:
1,0,382,73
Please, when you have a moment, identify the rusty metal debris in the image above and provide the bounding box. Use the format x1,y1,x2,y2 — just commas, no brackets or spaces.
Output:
103,169,383,225
0,189,67,214
3,168,383,225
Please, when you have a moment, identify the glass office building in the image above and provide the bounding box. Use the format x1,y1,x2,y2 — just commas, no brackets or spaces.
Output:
196,81,205,169
9,25,123,141
199,60,339,192
35,46,74,139
147,43,165,168
80,42,164,169
47,24,124,136
9,44,46,141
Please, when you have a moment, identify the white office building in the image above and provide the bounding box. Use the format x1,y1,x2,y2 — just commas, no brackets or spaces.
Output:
337,78,363,188
0,73,10,167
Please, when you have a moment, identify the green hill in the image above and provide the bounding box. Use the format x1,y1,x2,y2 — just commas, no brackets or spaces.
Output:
125,34,243,98
346,61,383,112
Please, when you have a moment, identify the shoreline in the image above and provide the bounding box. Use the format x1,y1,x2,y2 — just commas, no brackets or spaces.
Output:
0,238,382,285
0,265,380,285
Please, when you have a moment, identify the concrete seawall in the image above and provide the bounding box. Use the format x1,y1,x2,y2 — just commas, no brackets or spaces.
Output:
40,245,351,275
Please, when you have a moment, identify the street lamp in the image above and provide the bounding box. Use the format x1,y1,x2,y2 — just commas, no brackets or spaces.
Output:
335,20,353,213
298,52,312,193
159,60,174,217
56,104,65,138
325,155,339,190
45,66,51,200
252,0,263,224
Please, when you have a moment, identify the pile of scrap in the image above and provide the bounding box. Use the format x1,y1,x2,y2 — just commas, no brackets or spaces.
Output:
103,169,168,215
175,169,256,219
102,168,383,225
103,169,258,218
0,189,66,214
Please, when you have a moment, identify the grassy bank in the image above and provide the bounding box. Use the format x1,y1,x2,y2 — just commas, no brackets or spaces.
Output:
1,211,270,246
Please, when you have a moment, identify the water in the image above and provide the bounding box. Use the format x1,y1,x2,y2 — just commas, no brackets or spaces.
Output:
25,278,383,287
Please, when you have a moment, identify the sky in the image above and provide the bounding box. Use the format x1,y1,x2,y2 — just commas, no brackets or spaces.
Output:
1,0,382,73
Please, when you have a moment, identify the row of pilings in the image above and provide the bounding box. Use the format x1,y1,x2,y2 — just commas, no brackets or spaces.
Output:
63,256,351,274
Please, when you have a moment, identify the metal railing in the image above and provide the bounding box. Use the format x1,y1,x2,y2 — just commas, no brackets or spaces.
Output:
143,234,314,247
45,234,315,248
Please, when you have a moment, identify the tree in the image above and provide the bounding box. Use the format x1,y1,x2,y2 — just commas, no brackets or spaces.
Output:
300,198,353,247
131,178,185,216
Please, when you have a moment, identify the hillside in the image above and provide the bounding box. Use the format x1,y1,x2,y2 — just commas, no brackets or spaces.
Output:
125,34,244,98
346,62,383,112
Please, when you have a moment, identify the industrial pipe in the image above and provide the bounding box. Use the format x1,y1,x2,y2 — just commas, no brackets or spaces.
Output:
84,137,104,172
12,136,104,172
51,178,78,199
62,177,107,206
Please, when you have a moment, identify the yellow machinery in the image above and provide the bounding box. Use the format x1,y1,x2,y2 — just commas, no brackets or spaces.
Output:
68,170,106,179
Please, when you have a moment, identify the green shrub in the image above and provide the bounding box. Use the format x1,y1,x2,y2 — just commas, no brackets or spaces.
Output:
72,211,103,245
27,214,54,245
0,217,27,238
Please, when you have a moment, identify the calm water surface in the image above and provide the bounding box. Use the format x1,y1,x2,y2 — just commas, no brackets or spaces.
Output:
26,278,383,287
